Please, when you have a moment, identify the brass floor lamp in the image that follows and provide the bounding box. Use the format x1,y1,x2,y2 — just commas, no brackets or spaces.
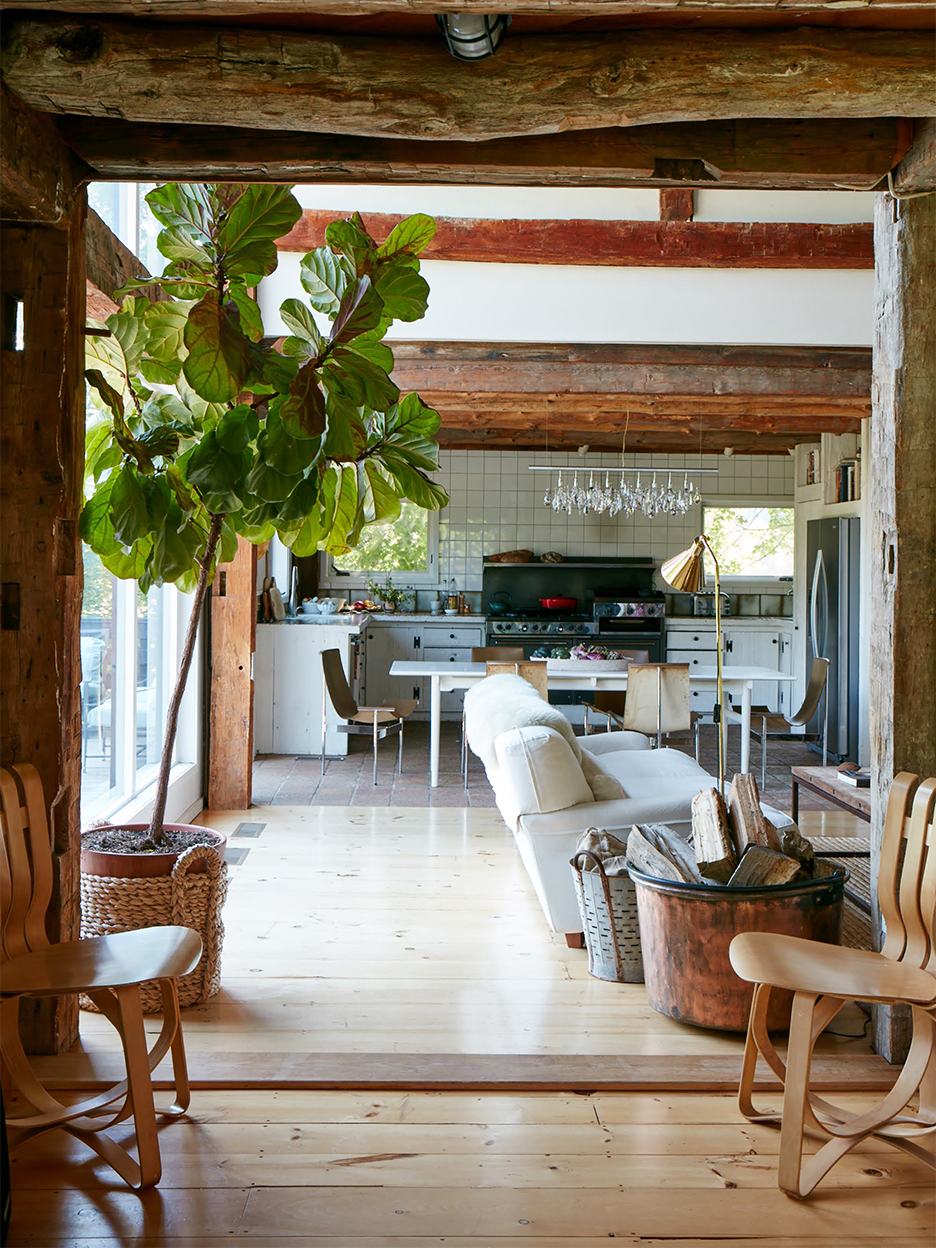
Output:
661,536,725,797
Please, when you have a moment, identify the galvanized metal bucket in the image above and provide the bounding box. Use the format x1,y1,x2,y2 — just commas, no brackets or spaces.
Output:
629,867,847,1032
571,850,644,983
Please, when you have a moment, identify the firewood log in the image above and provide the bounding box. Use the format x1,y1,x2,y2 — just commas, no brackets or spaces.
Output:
727,773,782,855
727,844,801,887
691,788,738,884
626,825,698,884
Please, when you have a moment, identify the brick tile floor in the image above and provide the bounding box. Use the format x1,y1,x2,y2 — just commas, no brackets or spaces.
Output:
253,722,835,817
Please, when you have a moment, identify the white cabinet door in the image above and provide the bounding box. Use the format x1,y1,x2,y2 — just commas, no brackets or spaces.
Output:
777,631,794,716
723,628,781,711
363,625,425,713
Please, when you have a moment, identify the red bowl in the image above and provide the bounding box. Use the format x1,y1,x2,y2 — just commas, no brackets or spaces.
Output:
539,597,577,610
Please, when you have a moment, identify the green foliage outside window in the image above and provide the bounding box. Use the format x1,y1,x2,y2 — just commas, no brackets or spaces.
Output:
703,506,794,577
333,499,428,575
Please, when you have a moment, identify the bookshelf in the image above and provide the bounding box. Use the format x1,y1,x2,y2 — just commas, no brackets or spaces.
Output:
821,432,861,507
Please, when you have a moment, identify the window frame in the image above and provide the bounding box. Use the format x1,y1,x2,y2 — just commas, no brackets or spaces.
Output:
318,507,441,588
700,496,795,586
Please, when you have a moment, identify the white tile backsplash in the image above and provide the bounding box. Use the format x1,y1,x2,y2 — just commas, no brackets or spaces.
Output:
432,451,794,591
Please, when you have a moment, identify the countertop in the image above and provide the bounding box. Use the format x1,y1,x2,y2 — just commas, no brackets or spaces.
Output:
260,613,487,626
667,616,793,626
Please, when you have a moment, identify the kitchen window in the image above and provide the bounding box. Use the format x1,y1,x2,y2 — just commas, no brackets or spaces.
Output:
701,503,794,579
321,501,439,586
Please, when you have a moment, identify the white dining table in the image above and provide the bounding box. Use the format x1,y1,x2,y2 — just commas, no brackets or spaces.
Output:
389,660,797,787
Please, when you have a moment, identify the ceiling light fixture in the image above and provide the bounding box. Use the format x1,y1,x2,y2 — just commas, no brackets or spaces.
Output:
435,14,512,61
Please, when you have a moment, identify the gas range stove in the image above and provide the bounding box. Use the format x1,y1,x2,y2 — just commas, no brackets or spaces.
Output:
489,616,598,637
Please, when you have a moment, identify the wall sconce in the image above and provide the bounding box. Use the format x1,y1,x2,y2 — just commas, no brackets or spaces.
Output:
436,14,512,61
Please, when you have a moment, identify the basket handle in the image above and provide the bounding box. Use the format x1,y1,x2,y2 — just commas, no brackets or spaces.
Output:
570,848,608,876
171,842,225,930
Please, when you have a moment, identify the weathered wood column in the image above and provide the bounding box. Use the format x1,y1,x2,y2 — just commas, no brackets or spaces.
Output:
207,538,256,811
1,195,88,1053
869,189,936,1062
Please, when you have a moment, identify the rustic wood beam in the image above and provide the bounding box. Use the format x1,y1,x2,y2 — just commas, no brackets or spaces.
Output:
387,342,871,400
281,210,873,269
56,115,910,192
1,195,87,1053
2,2,932,16
0,82,90,223
869,189,936,1064
424,396,864,431
659,189,694,223
5,18,932,141
208,538,256,812
890,116,936,194
85,206,169,319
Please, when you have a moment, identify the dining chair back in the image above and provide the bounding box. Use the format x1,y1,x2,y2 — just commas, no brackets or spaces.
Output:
620,663,691,747
320,649,416,785
485,660,549,699
582,651,651,734
0,765,201,1189
787,656,830,727
729,772,936,1197
471,646,524,662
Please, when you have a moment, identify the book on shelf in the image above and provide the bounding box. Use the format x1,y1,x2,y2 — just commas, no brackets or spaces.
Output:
834,459,859,503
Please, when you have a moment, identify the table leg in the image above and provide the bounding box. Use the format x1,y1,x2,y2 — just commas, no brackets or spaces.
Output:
792,777,800,822
429,675,441,788
740,680,753,774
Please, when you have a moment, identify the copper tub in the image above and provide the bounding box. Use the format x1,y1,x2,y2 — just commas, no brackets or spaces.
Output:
630,867,846,1032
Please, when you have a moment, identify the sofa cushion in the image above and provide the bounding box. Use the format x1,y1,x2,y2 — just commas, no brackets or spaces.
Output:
493,726,594,825
581,731,653,758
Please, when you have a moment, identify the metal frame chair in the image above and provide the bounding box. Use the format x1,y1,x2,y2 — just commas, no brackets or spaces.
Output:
321,648,416,786
729,772,936,1198
719,656,830,786
619,663,702,759
1,765,201,1190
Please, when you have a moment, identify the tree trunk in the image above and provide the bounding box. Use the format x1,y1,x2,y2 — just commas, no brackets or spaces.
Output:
147,514,223,843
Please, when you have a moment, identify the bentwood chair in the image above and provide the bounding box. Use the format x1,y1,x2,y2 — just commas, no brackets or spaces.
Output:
580,650,650,735
729,772,936,1198
0,765,201,1190
721,656,830,787
620,663,702,758
321,648,416,786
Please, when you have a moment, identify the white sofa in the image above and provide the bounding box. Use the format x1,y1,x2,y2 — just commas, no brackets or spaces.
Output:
465,674,793,936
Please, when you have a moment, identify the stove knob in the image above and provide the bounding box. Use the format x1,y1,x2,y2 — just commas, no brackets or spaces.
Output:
520,624,528,632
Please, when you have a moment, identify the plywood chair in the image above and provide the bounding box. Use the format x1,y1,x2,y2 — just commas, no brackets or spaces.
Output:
580,650,650,736
321,648,416,786
729,772,936,1198
620,663,699,753
0,764,202,1190
485,660,549,699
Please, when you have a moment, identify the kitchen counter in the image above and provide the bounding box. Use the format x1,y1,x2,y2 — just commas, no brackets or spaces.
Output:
667,616,792,626
273,612,487,625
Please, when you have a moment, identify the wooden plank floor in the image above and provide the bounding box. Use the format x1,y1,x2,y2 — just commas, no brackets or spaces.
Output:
7,1089,934,1244
39,805,890,1090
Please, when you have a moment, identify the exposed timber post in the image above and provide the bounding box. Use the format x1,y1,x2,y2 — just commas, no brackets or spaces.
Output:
207,538,257,812
870,189,936,1063
0,191,88,1053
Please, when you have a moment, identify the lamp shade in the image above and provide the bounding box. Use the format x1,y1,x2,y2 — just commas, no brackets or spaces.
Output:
661,538,707,593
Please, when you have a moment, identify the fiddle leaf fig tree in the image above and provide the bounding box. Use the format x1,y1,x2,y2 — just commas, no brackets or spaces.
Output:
82,184,448,846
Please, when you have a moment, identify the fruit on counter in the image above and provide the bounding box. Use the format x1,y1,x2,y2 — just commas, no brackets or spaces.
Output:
350,599,379,611
540,551,563,563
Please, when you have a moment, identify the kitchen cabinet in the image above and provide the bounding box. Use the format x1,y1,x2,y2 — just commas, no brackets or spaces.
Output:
665,625,718,714
723,628,782,712
364,620,485,719
665,620,791,716
777,631,794,716
254,622,362,756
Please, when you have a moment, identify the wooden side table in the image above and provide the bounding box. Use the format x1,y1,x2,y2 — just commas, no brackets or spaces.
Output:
791,765,872,824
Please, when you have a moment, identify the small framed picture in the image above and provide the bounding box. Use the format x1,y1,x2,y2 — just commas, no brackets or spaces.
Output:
805,449,818,486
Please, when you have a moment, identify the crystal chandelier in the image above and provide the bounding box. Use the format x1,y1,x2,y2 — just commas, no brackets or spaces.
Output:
528,465,717,520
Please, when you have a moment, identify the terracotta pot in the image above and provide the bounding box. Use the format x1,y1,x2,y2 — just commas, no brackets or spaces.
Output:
80,823,227,880
630,867,846,1032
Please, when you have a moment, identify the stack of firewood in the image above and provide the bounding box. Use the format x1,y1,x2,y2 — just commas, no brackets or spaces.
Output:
626,773,828,888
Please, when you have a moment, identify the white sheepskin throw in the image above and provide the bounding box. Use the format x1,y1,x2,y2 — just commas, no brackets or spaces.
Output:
464,674,626,801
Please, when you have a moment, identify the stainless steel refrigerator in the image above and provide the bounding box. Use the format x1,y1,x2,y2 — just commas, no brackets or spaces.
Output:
806,517,860,762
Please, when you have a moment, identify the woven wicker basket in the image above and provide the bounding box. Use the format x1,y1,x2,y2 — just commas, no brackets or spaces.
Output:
80,843,228,1014
571,849,644,983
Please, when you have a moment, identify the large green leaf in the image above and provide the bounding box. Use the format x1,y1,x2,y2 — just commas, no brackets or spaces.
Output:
102,537,152,582
280,298,324,357
323,349,399,413
324,464,359,553
374,263,430,323
146,183,213,240
259,409,323,475
85,420,120,484
279,362,327,440
376,213,436,259
381,454,449,510
328,276,384,347
386,391,441,439
158,225,213,270
80,476,119,555
245,457,304,503
150,516,203,585
362,461,402,525
182,289,253,402
323,393,367,462
275,474,321,525
325,214,376,272
185,429,248,497
215,404,258,454
299,247,348,314
85,368,126,426
282,511,327,557
217,185,302,262
228,286,265,343
140,356,182,385
224,238,278,283
110,464,154,546
346,335,394,373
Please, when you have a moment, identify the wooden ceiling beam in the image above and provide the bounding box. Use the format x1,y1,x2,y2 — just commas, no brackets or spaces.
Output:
424,396,865,428
4,18,932,142
281,209,873,269
55,115,909,191
388,342,871,400
436,428,806,455
85,206,168,318
0,82,91,223
2,2,930,16
890,116,936,193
